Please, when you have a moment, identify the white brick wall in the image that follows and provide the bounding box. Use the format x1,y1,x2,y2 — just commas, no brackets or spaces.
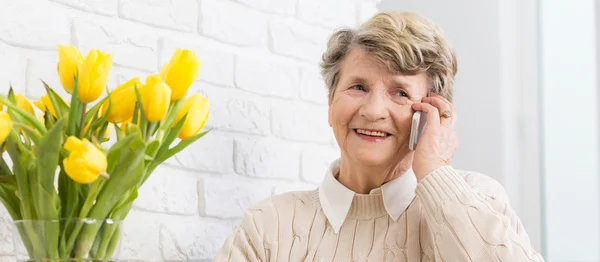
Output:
0,0,379,261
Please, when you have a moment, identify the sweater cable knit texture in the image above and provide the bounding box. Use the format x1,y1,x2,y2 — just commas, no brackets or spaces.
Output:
214,166,545,261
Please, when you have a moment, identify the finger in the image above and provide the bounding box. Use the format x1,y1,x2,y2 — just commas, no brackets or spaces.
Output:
430,93,454,110
420,97,454,126
411,102,440,128
423,94,457,126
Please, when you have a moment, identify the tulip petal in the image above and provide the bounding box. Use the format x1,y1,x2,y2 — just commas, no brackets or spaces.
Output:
0,112,12,143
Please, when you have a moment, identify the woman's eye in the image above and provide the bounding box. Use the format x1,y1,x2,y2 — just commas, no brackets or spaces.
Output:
350,85,365,91
396,90,408,97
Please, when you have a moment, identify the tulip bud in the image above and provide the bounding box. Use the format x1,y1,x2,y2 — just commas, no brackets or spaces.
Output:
160,49,201,101
63,136,108,184
173,93,210,140
0,112,12,143
33,94,58,118
140,74,171,122
101,77,141,123
16,94,35,116
78,49,113,103
57,45,84,94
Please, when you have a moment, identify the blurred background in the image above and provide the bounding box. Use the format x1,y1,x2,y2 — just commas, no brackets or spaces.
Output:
0,0,596,261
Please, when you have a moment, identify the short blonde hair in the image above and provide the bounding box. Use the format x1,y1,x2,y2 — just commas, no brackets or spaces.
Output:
320,11,457,102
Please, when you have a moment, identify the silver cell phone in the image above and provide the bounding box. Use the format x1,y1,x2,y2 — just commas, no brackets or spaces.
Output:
409,111,427,151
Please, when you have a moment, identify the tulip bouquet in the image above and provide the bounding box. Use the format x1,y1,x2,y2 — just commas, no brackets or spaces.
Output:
0,45,210,261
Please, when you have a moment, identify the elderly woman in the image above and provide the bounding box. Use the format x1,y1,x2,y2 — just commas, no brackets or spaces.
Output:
214,11,544,261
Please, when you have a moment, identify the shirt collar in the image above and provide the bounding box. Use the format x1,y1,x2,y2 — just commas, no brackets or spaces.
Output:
318,158,417,233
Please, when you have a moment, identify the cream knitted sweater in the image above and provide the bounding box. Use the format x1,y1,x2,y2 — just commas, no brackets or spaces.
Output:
214,166,545,261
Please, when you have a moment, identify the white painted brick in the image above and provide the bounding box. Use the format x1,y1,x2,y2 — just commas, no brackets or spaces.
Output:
174,130,235,173
108,66,149,91
301,146,340,183
200,0,268,47
0,256,15,262
357,2,379,24
195,84,270,135
24,51,71,100
298,0,357,28
120,210,161,261
234,136,302,180
160,36,235,86
236,0,296,15
134,165,199,215
0,206,13,255
50,0,118,16
199,175,273,218
73,18,158,72
160,217,234,260
235,56,299,98
273,181,318,195
0,0,70,49
271,100,331,143
269,17,331,63
300,67,328,105
120,0,197,32
0,44,26,94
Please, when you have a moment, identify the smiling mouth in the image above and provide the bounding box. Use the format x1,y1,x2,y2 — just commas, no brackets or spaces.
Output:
354,129,392,137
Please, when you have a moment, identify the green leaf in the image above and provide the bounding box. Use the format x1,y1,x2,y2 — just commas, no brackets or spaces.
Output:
32,117,65,256
115,124,126,141
133,86,148,138
146,129,210,184
43,81,71,119
144,138,161,161
91,136,146,220
155,114,187,161
84,103,111,139
0,157,13,176
74,135,146,256
66,75,82,136
106,132,138,175
37,118,65,193
0,177,21,220
132,101,140,126
159,130,209,163
158,98,184,135
6,129,35,219
84,95,109,123
0,95,47,136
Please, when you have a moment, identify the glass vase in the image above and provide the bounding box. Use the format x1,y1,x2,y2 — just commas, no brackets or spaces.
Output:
11,218,124,262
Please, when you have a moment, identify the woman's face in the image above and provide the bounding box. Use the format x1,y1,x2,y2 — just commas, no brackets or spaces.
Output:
329,48,430,168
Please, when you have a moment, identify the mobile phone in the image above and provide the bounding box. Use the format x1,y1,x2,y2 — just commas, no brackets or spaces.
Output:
409,111,427,151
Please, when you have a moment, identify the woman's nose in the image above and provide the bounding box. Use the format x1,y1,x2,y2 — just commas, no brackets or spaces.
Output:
359,92,390,121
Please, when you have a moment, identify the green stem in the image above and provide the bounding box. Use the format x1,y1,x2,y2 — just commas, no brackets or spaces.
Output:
145,122,156,142
65,181,101,253
79,103,87,138
95,223,118,258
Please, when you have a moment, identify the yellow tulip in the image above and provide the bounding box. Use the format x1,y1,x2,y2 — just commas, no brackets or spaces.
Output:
78,49,113,103
101,77,141,123
173,94,210,140
57,45,84,93
140,74,171,122
63,136,108,184
160,49,201,101
0,112,12,143
103,123,114,140
34,94,58,118
120,118,132,131
16,94,35,116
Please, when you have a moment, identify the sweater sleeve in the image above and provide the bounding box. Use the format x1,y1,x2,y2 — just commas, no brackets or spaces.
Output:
415,166,545,261
213,209,267,262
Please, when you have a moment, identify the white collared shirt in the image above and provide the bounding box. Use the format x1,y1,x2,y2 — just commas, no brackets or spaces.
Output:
318,159,418,233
